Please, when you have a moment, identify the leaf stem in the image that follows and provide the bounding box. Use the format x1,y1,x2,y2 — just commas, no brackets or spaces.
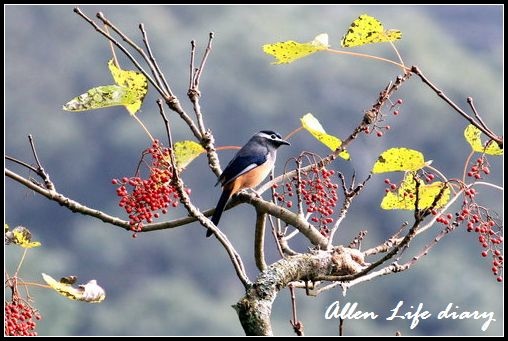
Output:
325,48,410,71
131,114,155,142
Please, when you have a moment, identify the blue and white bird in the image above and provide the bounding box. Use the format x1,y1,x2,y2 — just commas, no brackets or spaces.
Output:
207,130,290,237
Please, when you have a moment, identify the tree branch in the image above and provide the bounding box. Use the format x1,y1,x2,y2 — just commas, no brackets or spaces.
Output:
6,168,129,228
234,247,365,335
254,210,267,272
238,192,329,249
411,65,502,148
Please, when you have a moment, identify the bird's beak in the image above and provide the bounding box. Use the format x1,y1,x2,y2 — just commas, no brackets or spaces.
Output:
281,139,290,146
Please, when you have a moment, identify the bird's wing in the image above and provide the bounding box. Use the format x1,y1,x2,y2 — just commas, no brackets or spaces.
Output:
218,152,267,187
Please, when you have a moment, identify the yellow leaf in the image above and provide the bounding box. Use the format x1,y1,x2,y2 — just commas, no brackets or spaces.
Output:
62,60,148,115
42,273,105,303
372,148,426,173
381,174,450,210
301,113,350,160
263,33,329,64
464,124,503,156
5,226,41,248
174,140,205,170
341,14,402,48
108,59,148,114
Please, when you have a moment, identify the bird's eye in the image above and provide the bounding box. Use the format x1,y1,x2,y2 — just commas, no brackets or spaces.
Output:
271,134,277,139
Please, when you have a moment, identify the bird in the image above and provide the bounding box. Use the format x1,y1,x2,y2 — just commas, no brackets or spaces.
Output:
207,130,290,237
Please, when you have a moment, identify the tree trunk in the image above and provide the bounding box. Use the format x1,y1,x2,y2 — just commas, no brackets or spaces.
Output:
234,247,364,335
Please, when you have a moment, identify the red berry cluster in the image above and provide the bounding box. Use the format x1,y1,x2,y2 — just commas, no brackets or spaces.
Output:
113,140,188,235
467,156,490,179
431,210,454,226
4,300,41,336
465,211,503,282
274,167,338,237
458,186,503,282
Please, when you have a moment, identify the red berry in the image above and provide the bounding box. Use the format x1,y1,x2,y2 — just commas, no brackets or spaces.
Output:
481,251,488,257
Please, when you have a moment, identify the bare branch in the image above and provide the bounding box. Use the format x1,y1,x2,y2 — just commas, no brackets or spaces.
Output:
156,99,173,148
5,156,39,176
328,173,371,248
260,74,411,196
288,284,304,336
467,96,491,133
192,32,214,90
74,7,203,141
73,8,164,96
411,65,502,148
139,23,173,96
6,168,129,229
254,210,267,271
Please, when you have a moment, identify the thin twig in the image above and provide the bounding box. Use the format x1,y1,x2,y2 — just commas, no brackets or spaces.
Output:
28,135,54,191
288,284,304,336
139,23,173,95
294,158,305,217
156,99,173,148
260,74,410,195
189,40,196,89
5,155,39,174
74,7,203,141
187,34,212,135
271,229,286,258
467,96,491,133
193,32,214,89
96,11,169,97
327,173,371,248
163,127,251,288
411,66,502,148
73,8,163,96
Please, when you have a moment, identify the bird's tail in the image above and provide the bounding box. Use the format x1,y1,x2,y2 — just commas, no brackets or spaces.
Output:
206,189,232,237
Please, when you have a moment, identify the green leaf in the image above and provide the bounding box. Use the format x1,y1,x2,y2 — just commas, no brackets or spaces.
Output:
301,113,350,160
372,148,426,173
263,33,329,64
63,59,148,115
464,124,503,156
42,273,106,303
63,85,128,111
381,173,450,210
174,141,205,171
341,14,402,48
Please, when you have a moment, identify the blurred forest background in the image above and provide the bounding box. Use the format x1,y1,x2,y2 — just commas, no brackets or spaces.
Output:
5,5,503,336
